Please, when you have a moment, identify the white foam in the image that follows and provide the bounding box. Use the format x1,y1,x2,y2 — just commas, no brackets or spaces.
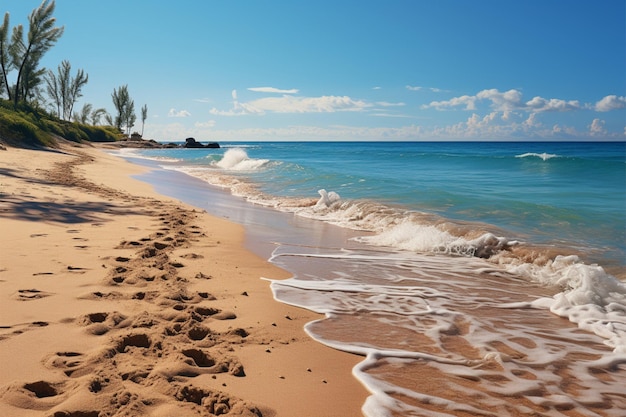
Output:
214,148,269,171
514,256,626,353
314,189,341,210
515,152,559,161
355,220,512,258
267,245,626,416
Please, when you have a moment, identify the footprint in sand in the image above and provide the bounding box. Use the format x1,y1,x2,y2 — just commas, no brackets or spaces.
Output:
5,379,100,416
45,351,85,376
155,349,246,379
13,289,53,301
0,321,49,341
23,380,62,398
77,311,127,335
0,379,77,412
114,333,152,353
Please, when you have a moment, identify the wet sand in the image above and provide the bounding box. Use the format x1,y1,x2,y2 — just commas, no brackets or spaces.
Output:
0,142,368,416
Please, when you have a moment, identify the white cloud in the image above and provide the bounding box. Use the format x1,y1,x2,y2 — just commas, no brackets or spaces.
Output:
423,94,477,111
589,118,607,135
595,95,626,112
248,87,299,94
168,108,191,118
525,96,580,112
406,85,422,91
231,89,238,100
476,89,523,111
210,94,371,115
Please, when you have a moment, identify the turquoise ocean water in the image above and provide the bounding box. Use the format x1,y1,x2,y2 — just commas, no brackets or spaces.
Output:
117,141,626,416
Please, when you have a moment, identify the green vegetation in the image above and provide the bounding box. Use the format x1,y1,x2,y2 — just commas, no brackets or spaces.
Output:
111,85,136,136
0,99,120,147
140,104,148,137
45,59,88,121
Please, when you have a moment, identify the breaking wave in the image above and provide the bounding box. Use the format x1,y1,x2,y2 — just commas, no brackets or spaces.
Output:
515,152,559,161
214,148,270,171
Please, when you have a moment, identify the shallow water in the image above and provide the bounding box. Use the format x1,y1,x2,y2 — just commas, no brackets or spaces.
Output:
120,141,626,416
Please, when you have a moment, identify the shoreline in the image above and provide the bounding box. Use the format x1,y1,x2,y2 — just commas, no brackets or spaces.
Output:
0,142,368,416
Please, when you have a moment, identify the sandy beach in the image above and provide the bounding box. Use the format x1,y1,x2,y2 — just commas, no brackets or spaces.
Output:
0,142,368,416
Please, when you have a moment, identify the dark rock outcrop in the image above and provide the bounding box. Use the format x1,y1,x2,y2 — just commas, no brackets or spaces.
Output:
184,138,220,149
99,138,220,149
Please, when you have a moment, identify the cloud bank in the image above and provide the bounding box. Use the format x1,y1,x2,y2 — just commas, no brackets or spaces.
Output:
210,91,371,116
422,89,584,113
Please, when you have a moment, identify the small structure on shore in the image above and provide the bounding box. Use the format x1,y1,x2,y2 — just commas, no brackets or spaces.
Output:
184,137,220,149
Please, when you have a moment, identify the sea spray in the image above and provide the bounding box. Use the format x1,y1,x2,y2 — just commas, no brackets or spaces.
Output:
515,152,559,161
215,148,270,171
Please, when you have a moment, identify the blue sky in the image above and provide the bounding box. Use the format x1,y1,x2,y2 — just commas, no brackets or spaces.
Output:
4,0,625,141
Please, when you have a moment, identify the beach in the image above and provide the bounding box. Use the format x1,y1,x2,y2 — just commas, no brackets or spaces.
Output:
1,140,625,417
0,142,368,417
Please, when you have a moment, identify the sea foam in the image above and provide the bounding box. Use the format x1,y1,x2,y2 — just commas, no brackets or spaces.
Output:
300,189,626,353
214,148,270,171
515,152,559,161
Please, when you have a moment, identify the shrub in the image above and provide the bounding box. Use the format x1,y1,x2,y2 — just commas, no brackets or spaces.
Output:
0,107,54,147
78,124,120,142
0,99,121,146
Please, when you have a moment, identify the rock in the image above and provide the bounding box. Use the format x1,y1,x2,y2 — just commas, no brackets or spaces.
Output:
184,137,220,149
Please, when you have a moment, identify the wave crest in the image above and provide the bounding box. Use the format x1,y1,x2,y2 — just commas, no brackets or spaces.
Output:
215,148,270,171
515,152,559,161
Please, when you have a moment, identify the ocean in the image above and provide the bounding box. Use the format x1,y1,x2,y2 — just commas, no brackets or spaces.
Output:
115,141,626,416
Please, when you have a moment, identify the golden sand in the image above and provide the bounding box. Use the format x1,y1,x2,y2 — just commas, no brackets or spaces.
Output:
0,142,368,416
